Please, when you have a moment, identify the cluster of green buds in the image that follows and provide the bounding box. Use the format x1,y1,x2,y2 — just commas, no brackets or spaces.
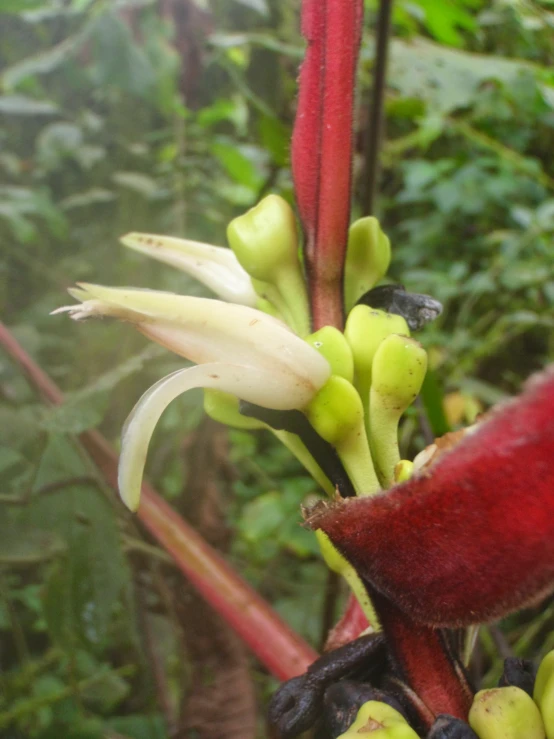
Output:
333,649,554,738
225,196,431,503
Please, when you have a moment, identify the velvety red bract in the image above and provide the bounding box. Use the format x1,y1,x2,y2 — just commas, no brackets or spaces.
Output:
292,0,363,330
310,366,554,627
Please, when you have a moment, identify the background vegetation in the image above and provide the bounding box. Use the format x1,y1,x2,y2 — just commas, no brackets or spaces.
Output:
0,0,553,736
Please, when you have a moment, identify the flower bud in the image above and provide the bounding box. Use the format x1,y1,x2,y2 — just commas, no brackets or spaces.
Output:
344,306,409,421
120,232,258,306
534,650,554,739
336,700,419,738
227,194,297,281
468,687,546,739
394,460,414,484
369,335,427,486
227,195,309,335
306,326,354,383
307,376,379,494
344,216,391,313
324,682,406,739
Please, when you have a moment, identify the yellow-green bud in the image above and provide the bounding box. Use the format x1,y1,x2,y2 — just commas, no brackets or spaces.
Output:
227,195,310,336
369,335,427,486
227,194,298,281
469,687,546,739
307,376,363,446
371,334,427,408
344,217,391,313
344,306,409,421
203,389,263,430
534,650,554,739
337,700,419,738
394,460,414,483
306,327,354,383
307,376,379,495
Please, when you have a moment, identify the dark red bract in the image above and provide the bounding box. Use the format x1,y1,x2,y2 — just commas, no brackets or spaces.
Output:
308,366,554,722
310,366,554,627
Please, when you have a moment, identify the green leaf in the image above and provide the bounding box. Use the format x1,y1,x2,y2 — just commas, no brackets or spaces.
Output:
211,140,265,189
0,0,50,12
240,491,286,542
0,95,58,115
39,345,162,435
24,464,131,645
231,0,269,14
389,38,542,115
2,35,81,90
409,0,476,46
60,188,116,209
258,114,289,167
0,519,65,565
420,368,450,437
42,560,74,645
88,11,156,98
112,171,161,198
80,669,130,713
106,714,168,739
208,32,302,58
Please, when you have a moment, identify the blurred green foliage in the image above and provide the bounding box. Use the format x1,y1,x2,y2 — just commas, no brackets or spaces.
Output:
0,0,553,736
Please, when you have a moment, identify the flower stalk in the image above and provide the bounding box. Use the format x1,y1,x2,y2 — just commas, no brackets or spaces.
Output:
293,0,364,329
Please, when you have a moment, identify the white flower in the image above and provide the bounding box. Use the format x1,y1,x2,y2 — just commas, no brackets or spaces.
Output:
54,284,330,510
120,232,258,306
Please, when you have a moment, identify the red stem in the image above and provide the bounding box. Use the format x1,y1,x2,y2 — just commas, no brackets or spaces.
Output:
371,590,473,726
292,0,363,330
0,321,318,681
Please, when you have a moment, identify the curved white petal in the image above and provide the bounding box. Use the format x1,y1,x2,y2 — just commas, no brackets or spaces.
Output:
121,232,258,306
119,362,321,510
59,285,330,396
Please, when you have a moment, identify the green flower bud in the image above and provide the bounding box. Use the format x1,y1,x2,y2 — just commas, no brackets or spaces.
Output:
227,194,297,280
227,195,309,336
344,217,391,313
306,326,354,383
307,376,362,445
316,530,379,628
469,687,546,739
534,650,554,739
337,700,419,738
344,306,409,422
394,460,414,483
369,335,427,487
307,376,379,495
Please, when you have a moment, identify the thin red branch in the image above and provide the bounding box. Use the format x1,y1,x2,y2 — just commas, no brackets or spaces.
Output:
0,321,318,681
